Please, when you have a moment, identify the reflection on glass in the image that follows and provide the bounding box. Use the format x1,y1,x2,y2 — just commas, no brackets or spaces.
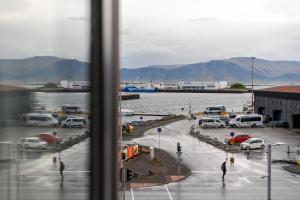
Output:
0,0,90,199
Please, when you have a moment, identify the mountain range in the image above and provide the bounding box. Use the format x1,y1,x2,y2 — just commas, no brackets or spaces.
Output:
121,57,300,83
0,56,299,83
0,56,89,82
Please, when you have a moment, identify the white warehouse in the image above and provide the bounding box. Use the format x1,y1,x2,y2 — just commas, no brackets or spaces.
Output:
60,80,90,89
178,81,228,90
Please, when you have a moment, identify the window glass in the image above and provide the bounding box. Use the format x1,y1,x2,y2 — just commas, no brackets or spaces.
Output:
0,0,90,199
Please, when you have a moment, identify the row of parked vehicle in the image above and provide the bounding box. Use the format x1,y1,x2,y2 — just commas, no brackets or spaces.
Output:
21,113,87,128
19,132,62,149
199,114,264,129
224,133,265,150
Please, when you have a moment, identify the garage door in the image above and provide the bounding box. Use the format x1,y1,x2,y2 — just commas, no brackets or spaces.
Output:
293,114,300,128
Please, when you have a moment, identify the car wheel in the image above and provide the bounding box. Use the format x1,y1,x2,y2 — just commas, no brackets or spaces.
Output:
203,125,207,129
220,125,224,128
251,124,257,128
232,124,237,128
261,145,265,150
246,146,250,150
63,124,67,128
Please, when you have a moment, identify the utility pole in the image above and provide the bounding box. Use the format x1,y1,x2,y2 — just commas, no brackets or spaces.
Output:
251,57,255,113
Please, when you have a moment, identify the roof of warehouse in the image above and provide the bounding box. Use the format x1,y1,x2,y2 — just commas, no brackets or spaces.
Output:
0,84,27,91
257,86,300,94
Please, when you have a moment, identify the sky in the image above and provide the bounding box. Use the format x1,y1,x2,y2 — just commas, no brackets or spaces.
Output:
1,0,300,67
0,0,90,61
121,0,300,68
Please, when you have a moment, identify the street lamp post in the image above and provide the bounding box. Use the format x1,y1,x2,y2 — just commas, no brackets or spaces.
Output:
250,57,255,114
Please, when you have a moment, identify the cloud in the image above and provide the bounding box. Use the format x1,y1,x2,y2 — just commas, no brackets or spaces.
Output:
0,0,31,15
188,17,220,23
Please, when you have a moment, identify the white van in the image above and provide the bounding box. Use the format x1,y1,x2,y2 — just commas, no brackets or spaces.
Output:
62,104,82,114
229,114,263,128
61,117,86,128
18,137,47,149
21,113,59,127
204,105,226,115
200,118,226,128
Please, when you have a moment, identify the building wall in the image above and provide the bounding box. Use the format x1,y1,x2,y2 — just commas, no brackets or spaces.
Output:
255,95,300,128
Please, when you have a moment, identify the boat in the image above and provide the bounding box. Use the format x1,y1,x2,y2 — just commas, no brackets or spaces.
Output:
122,86,157,93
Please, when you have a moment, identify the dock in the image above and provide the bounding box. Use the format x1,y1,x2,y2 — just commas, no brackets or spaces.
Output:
158,89,250,93
121,93,140,100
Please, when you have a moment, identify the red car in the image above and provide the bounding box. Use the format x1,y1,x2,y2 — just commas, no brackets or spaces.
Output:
225,134,251,145
38,133,62,144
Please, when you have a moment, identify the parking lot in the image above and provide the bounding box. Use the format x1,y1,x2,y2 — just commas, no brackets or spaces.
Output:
193,121,300,160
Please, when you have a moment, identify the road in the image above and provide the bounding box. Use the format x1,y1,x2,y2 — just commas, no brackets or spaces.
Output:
0,139,90,200
125,119,300,200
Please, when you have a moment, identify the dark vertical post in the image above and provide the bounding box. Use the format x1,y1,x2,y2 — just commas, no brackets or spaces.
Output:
267,144,272,200
251,57,255,113
91,0,119,200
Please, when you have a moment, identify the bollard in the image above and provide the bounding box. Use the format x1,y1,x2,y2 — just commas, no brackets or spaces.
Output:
287,146,290,154
230,156,234,164
53,156,57,163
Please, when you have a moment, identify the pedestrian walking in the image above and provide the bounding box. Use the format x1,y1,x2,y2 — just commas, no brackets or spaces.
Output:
59,158,65,182
221,161,227,182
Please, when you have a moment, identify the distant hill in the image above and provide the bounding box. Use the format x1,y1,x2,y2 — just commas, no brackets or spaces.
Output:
1,56,299,83
121,57,300,82
0,56,89,82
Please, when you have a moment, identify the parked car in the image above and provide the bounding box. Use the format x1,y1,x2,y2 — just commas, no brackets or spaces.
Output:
61,117,86,128
38,133,62,144
240,138,265,150
18,137,47,149
225,134,252,145
62,104,82,114
200,118,226,128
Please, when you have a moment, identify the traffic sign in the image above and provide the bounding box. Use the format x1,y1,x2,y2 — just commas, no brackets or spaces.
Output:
230,132,235,137
157,127,162,133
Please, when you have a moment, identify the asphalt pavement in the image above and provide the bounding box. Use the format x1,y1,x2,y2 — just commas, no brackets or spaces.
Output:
125,119,300,200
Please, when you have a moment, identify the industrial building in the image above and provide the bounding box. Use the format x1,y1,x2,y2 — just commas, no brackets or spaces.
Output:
254,86,300,128
60,80,90,89
0,85,32,125
178,81,228,90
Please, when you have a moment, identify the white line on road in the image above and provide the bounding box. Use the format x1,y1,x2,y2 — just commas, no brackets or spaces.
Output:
191,171,241,174
47,170,91,173
165,185,173,200
131,189,135,200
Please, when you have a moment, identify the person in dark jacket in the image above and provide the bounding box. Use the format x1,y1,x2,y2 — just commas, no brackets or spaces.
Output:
59,158,65,182
221,161,227,182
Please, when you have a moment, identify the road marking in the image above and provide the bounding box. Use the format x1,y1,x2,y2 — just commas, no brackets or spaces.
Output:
47,170,91,173
191,171,241,174
131,189,135,200
165,185,173,200
239,177,251,183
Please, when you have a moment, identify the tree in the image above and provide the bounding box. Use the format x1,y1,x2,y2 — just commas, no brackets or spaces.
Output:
230,83,246,90
41,82,59,89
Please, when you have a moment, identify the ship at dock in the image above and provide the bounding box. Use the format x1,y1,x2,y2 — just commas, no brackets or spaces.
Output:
122,86,158,93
